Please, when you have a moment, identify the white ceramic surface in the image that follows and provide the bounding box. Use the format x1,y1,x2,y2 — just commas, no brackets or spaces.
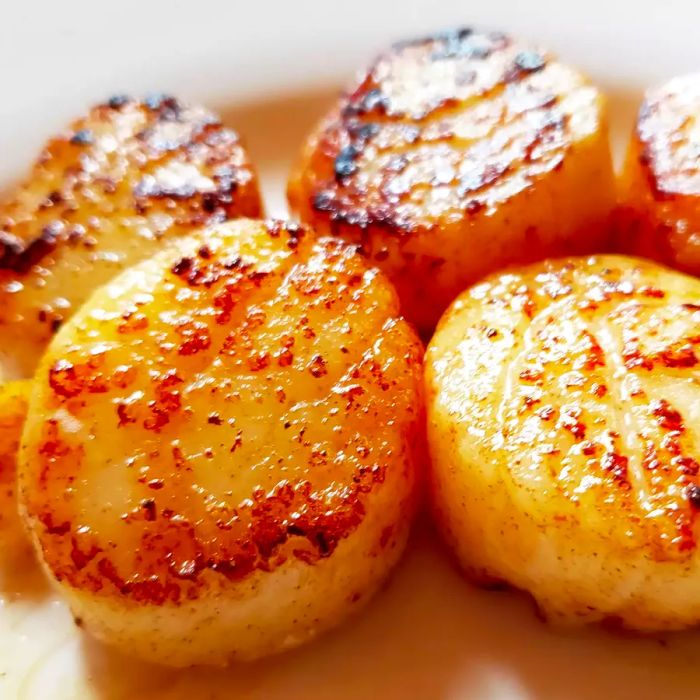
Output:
1,1,699,697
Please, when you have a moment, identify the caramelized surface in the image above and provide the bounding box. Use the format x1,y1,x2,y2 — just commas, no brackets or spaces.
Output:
427,255,700,629
0,381,29,549
617,74,700,275
289,28,615,332
19,219,423,664
0,96,262,378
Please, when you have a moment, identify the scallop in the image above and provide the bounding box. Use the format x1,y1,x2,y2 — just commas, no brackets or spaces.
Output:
19,219,423,666
426,254,700,630
0,95,262,379
288,28,616,333
617,74,700,276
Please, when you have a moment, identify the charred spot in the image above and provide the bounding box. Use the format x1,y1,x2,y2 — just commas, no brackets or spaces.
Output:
207,412,223,425
171,256,193,277
106,94,130,109
560,409,586,440
347,121,380,142
116,402,138,427
581,441,597,456
264,219,306,246
601,452,629,486
70,129,94,146
143,93,177,112
277,347,294,367
659,344,698,368
37,419,72,464
230,430,243,453
96,558,131,595
591,382,608,398
49,357,109,399
622,339,653,371
578,330,605,370
465,199,486,214
343,87,389,117
39,190,64,209
210,553,257,583
176,320,211,356
334,144,360,181
676,456,700,476
312,190,338,214
651,399,684,432
0,221,66,273
112,365,137,390
140,499,157,521
144,370,183,431
308,354,328,378
687,483,700,510
513,51,546,74
118,311,148,334
391,27,506,65
0,231,26,265
639,286,666,299
429,27,500,61
40,512,71,536
247,352,270,371
70,537,101,570
315,531,331,556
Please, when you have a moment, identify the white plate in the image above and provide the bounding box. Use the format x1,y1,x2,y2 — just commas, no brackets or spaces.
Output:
1,1,700,697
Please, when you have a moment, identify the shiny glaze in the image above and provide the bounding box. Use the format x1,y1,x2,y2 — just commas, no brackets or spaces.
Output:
0,96,262,378
617,74,700,275
0,381,29,549
427,255,700,629
289,28,615,332
19,219,423,663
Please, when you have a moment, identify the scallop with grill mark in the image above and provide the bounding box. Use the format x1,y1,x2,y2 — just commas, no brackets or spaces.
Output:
0,95,262,379
617,74,700,276
289,29,616,333
427,254,700,631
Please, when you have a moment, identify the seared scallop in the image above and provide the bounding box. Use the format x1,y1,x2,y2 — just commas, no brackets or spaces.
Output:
288,28,616,333
427,254,700,630
617,74,700,275
19,219,423,666
0,95,261,379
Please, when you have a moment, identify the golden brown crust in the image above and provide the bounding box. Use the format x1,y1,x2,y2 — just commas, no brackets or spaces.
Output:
292,30,555,231
429,256,700,559
0,95,262,377
0,381,29,536
289,29,615,332
617,75,700,275
21,220,423,606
